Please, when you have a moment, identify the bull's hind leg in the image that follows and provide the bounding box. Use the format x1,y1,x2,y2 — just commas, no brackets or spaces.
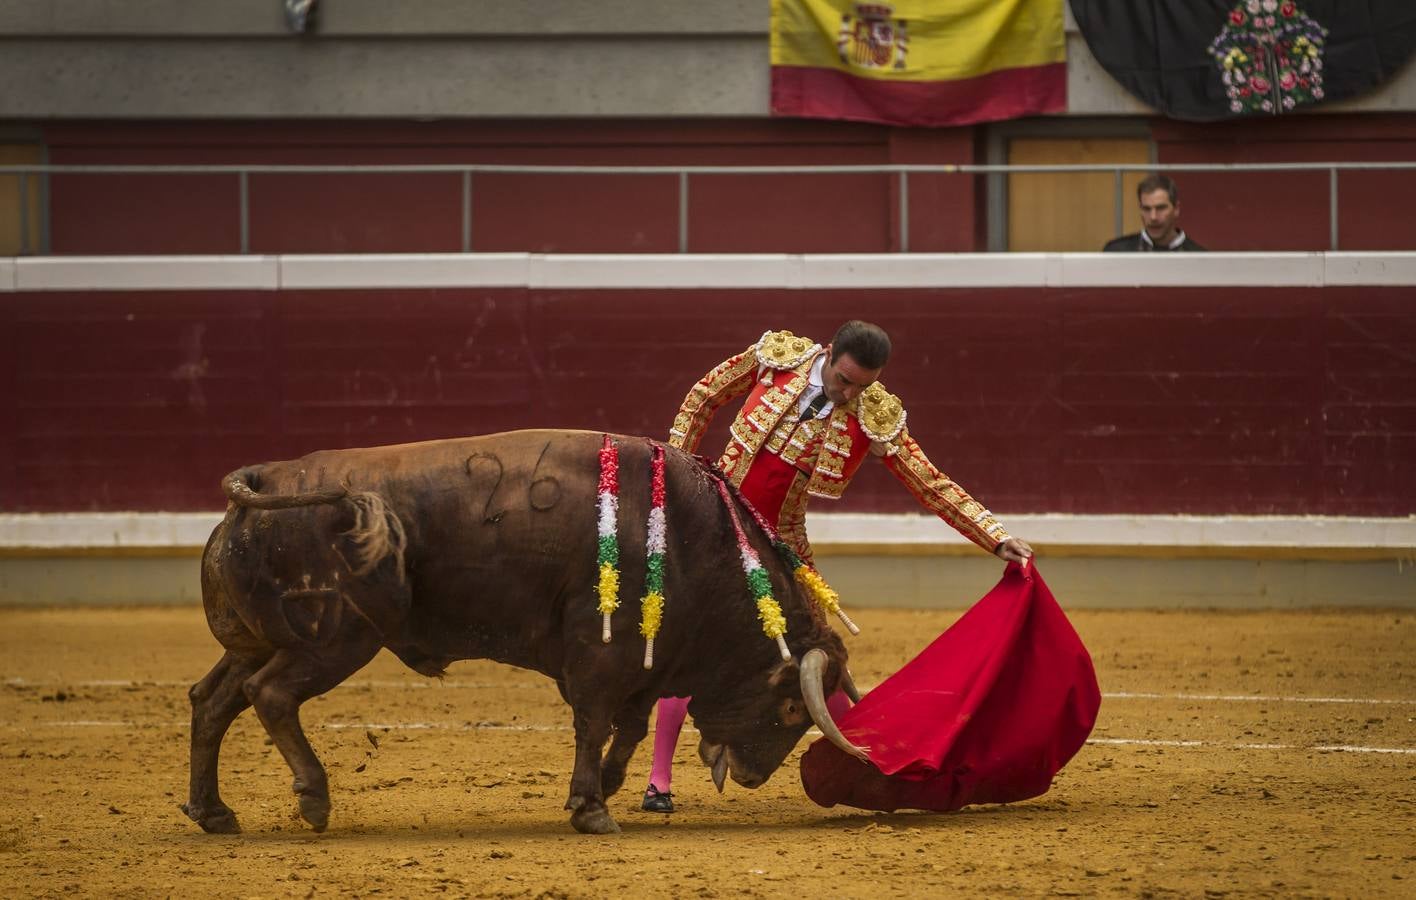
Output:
242,633,380,833
183,651,268,833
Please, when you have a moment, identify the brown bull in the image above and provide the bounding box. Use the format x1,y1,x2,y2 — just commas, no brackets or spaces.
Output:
183,429,861,835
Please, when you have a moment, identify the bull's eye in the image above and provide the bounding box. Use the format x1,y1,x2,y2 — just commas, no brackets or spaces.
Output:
779,699,804,724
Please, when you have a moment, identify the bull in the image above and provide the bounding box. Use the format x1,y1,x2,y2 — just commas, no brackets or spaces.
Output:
183,429,863,835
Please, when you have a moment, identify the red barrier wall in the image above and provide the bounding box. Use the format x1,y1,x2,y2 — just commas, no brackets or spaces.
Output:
3,286,1412,516
43,121,981,256
37,116,1416,256
1155,116,1416,251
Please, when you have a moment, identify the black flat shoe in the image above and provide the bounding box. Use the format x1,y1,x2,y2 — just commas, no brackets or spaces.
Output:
641,784,674,813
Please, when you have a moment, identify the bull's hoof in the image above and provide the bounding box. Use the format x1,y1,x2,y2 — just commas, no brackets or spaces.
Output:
297,792,331,833
181,801,241,835
570,805,621,835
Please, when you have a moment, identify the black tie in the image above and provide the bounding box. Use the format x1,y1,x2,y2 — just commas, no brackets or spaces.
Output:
799,390,828,422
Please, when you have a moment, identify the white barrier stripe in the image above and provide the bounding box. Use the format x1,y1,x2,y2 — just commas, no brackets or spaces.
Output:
4,677,543,690
1312,744,1416,755
1102,691,1416,706
10,720,1415,755
3,719,582,732
323,722,569,732
1089,738,1203,748
1088,738,1416,755
22,720,148,727
12,678,1416,708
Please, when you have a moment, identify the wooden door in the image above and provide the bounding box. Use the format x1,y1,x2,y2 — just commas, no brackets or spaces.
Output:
0,144,43,255
1007,138,1150,252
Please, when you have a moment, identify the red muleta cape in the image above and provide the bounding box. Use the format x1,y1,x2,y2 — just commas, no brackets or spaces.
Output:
800,561,1100,812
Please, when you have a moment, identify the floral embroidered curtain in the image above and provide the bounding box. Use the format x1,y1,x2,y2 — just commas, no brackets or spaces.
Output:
1070,0,1416,121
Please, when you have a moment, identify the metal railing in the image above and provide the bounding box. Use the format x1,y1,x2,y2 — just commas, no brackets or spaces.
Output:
5,161,1416,255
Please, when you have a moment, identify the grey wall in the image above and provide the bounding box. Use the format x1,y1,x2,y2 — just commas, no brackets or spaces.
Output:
4,553,1413,609
0,0,767,118
1,0,1411,119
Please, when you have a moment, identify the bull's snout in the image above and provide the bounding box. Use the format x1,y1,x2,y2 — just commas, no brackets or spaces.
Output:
732,770,766,789
697,739,771,791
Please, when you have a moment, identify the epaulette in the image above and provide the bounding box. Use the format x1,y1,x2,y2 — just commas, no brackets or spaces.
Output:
754,330,821,371
856,382,907,443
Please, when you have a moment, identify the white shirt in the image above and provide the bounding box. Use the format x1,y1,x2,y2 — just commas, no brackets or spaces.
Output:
796,353,835,420
1141,229,1189,250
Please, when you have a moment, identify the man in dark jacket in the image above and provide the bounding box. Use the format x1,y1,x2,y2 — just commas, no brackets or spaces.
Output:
1102,174,1206,252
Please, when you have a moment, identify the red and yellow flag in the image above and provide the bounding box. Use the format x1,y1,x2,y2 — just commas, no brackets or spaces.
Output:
771,0,1067,127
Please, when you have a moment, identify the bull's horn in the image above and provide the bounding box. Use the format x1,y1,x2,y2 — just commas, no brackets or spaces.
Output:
710,747,729,793
841,667,862,705
800,649,870,762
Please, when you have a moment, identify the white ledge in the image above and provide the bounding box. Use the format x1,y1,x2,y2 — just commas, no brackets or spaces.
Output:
280,253,530,289
1058,252,1326,287
5,252,1416,291
805,513,1416,550
14,255,278,291
528,254,802,289
0,513,224,548
1323,252,1416,285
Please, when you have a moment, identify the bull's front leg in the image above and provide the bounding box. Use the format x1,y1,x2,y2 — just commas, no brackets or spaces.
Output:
565,702,620,834
599,702,652,799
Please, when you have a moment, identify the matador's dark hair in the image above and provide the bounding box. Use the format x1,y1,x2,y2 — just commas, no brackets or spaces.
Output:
829,320,891,370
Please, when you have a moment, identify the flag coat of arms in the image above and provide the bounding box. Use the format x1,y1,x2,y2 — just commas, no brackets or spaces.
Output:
771,0,1067,127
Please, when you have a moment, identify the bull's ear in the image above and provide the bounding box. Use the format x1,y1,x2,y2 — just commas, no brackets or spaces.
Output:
767,658,800,689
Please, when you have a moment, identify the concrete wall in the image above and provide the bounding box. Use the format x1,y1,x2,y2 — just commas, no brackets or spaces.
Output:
0,1,767,119
3,509,1414,608
4,551,1413,609
0,0,1412,118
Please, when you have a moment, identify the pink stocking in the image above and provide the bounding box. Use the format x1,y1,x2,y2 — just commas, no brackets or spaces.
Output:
648,696,690,792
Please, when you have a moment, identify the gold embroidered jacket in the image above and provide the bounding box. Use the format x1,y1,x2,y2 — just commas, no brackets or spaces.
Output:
669,329,1012,561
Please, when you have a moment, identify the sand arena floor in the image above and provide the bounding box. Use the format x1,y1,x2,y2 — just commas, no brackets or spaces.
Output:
0,604,1413,898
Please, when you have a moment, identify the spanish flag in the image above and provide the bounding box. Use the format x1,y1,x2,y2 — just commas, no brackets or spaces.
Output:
771,0,1067,127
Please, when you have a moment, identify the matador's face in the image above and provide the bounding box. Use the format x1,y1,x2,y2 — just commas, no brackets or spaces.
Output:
822,347,883,406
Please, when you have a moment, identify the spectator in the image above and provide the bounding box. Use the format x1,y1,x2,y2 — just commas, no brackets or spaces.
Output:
1103,174,1206,252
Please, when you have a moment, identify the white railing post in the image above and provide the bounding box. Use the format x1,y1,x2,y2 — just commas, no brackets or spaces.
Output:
899,171,909,253
18,170,29,255
238,171,249,255
1329,166,1340,251
1114,168,1124,239
462,170,473,253
678,171,689,254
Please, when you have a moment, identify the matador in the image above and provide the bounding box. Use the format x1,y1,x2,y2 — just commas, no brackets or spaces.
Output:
641,320,1033,813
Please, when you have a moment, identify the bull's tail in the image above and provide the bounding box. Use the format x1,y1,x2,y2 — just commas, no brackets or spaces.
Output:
221,466,408,584
223,467,348,510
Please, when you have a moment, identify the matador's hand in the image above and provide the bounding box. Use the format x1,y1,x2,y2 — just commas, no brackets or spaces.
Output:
994,537,1034,564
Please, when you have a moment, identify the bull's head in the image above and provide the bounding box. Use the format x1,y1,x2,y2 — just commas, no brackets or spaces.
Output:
691,647,868,792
